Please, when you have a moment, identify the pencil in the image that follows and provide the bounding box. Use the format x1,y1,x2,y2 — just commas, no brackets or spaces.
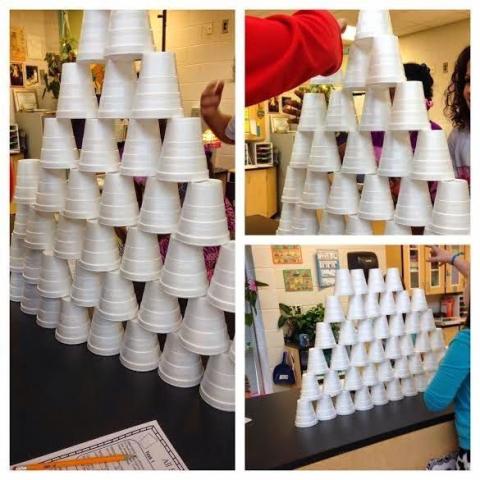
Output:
13,453,136,470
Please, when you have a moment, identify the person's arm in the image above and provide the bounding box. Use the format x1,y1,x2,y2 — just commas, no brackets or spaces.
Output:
246,10,344,106
427,245,469,278
424,330,470,411
200,80,234,145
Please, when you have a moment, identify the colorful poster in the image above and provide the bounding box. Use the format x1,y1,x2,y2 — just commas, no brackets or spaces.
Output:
316,250,339,289
271,245,303,265
10,27,27,62
283,269,313,292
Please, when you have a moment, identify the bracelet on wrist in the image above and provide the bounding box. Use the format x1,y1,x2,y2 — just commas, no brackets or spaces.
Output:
450,252,464,265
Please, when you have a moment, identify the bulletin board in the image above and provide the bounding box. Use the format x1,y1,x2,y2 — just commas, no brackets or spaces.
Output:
271,245,303,265
316,249,339,289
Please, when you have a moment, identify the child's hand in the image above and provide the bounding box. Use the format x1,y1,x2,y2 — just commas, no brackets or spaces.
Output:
201,80,225,118
427,246,452,265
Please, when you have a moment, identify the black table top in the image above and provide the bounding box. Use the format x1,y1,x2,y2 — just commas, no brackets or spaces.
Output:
245,388,454,470
10,301,235,470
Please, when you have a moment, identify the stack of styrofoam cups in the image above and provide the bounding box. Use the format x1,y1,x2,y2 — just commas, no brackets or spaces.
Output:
229,338,235,364
355,10,393,40
120,319,161,372
71,263,103,307
318,212,345,235
160,238,208,298
276,203,294,235
316,394,337,421
80,219,120,272
344,366,363,391
386,378,403,401
132,52,183,119
405,312,421,334
371,382,388,406
345,215,373,235
365,291,380,318
78,119,120,172
13,203,30,237
379,290,396,315
359,87,391,131
14,159,40,205
158,331,204,387
414,374,428,393
420,309,436,332
300,373,322,401
430,179,470,235
310,70,343,86
335,390,355,415
291,205,318,235
105,10,154,60
76,10,110,63
343,41,371,90
369,339,386,363
411,130,455,181
410,288,428,312
297,93,326,132
308,130,341,172
200,350,235,412
138,279,182,333
56,62,98,118
385,267,403,292
121,120,162,176
358,318,374,342
362,363,378,387
334,268,354,296
23,248,42,283
300,171,329,209
378,359,394,382
314,322,336,349
179,296,229,355
97,269,138,321
307,348,328,375
330,345,350,371
138,178,180,233
367,35,406,87
409,353,424,375
374,315,390,340
414,331,431,353
207,241,235,313
10,233,25,273
350,343,368,367
384,220,413,235
400,334,414,356
120,227,162,281
423,351,439,372
295,399,317,428
351,269,368,295
325,90,357,131
339,320,358,345
348,294,365,321
401,377,418,397
323,369,342,396
389,81,430,131
98,60,137,118
290,131,314,168
55,297,90,345
395,290,411,313
430,328,446,351
11,273,25,302
63,169,100,219
37,250,71,298
281,167,306,204
394,178,432,227
324,295,346,323
378,131,413,177
157,117,209,182
53,215,85,260
393,356,410,378
87,309,124,356
359,174,394,220
176,179,229,246
34,168,67,212
326,173,359,215
36,297,62,329
354,386,373,411
368,268,385,293
40,118,78,169
21,283,41,315
385,335,402,359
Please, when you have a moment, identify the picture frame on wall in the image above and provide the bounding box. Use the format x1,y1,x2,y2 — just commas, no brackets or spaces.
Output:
10,63,24,86
12,88,39,112
25,65,39,87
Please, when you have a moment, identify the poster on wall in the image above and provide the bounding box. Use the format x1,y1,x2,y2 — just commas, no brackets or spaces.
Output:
26,34,45,60
10,63,24,86
316,249,340,289
25,65,39,86
10,26,27,62
271,245,303,265
283,269,313,292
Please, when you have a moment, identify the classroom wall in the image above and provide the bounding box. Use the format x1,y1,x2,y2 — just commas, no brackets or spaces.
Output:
398,19,470,133
150,10,235,170
9,10,60,115
251,244,387,391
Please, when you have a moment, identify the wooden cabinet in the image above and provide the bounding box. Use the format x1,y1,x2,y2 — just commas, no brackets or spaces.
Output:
245,166,278,217
425,256,446,295
445,245,467,293
402,245,426,291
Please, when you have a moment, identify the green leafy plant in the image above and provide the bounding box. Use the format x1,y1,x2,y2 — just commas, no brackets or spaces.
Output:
278,302,339,346
245,278,269,326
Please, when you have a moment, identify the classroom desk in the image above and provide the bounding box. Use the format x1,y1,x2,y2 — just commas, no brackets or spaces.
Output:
10,302,235,470
246,389,456,470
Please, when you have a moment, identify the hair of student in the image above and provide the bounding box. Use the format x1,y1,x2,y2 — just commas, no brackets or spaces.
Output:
444,46,470,129
403,62,434,100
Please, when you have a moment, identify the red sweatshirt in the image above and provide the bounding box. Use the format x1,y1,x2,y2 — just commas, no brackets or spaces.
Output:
246,10,343,106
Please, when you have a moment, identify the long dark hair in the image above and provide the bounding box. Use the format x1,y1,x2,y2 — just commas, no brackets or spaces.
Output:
444,46,470,129
404,63,434,100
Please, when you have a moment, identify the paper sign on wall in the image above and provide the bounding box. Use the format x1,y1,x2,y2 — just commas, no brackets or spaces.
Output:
283,269,313,292
271,245,303,265
316,250,339,289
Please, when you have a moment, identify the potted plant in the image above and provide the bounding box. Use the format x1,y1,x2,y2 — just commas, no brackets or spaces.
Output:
245,278,269,326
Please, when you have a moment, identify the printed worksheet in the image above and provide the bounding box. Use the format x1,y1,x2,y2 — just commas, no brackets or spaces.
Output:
13,420,188,470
